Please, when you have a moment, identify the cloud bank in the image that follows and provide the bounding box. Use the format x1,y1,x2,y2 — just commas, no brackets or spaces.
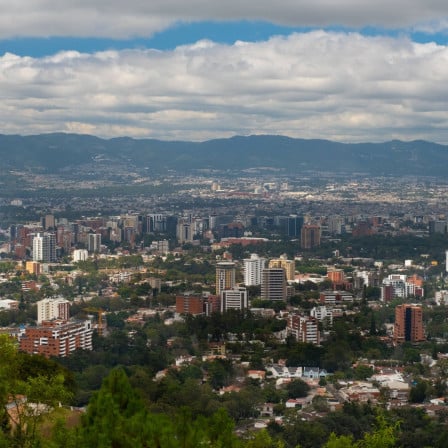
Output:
2,32,448,142
1,1,448,38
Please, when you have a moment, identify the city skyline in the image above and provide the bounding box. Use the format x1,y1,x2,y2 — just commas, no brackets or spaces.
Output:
1,2,448,142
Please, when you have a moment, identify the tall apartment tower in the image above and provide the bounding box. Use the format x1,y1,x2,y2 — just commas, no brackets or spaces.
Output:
216,262,236,295
268,255,295,281
87,233,101,253
301,224,321,249
261,268,287,301
394,304,425,343
37,298,70,323
32,232,57,262
244,254,266,286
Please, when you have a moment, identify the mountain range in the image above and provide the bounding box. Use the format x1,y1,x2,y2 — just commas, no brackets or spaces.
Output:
0,133,446,177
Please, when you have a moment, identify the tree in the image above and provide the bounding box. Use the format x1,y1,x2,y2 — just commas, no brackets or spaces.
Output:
286,379,310,399
0,336,72,448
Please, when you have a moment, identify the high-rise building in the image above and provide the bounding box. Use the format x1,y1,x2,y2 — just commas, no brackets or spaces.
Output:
87,233,101,253
394,304,425,343
301,224,321,249
32,232,57,262
244,254,266,286
37,298,70,323
176,220,193,244
216,262,236,295
261,268,287,301
268,255,295,281
287,314,320,344
221,287,248,312
176,295,204,315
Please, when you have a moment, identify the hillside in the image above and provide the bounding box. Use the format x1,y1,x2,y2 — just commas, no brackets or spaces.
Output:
0,133,447,177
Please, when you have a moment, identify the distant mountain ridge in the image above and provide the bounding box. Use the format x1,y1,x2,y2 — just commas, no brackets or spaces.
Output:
0,133,447,177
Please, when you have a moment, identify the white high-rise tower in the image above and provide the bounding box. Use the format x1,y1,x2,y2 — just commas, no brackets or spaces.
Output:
243,254,266,286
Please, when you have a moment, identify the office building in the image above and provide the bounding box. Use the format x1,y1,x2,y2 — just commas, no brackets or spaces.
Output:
221,287,248,312
216,262,236,295
37,298,70,323
243,254,266,286
261,268,287,301
301,224,321,249
394,304,425,343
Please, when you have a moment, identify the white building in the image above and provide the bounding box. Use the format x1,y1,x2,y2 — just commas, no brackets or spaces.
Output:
221,287,248,312
310,306,333,326
72,249,89,262
32,232,56,262
37,298,70,323
243,254,266,286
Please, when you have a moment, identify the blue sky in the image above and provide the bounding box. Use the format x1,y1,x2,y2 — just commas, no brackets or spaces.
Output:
1,1,448,143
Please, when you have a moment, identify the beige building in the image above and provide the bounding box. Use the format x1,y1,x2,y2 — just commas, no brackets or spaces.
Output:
268,255,295,281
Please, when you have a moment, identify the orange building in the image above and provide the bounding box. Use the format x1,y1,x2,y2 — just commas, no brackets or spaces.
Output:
19,320,93,357
394,304,425,343
327,268,345,287
176,295,204,315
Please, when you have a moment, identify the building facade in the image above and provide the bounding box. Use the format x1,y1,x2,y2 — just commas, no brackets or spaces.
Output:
243,254,266,286
394,304,425,343
261,268,287,301
19,320,93,357
37,298,70,323
216,262,236,295
221,287,248,312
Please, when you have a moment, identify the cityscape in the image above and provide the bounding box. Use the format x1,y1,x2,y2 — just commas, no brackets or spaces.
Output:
3,1,448,447
1,168,448,446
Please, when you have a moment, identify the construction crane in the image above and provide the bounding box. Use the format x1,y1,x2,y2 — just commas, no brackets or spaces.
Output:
83,307,104,336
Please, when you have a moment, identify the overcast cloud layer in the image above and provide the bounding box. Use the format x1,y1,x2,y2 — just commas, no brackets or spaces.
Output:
2,31,448,143
1,1,448,38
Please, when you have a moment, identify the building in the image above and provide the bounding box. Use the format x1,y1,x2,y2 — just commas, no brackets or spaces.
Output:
176,220,193,244
87,233,101,253
301,224,321,249
243,254,266,286
381,274,424,301
310,306,333,327
176,295,204,315
37,298,70,323
216,262,236,295
25,261,41,276
19,320,93,357
221,287,248,312
287,314,320,344
394,304,425,343
72,249,89,262
268,255,295,281
319,290,354,305
32,232,56,263
261,268,287,301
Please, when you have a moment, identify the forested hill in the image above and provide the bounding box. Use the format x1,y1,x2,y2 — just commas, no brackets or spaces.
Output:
0,133,447,177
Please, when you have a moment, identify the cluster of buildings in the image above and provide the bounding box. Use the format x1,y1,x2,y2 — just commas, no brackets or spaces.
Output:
11,297,94,358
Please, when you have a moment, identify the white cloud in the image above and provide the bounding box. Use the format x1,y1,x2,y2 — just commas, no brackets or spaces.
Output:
1,1,448,38
2,31,448,142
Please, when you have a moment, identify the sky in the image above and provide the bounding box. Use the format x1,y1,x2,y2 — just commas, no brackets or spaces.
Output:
2,1,448,143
